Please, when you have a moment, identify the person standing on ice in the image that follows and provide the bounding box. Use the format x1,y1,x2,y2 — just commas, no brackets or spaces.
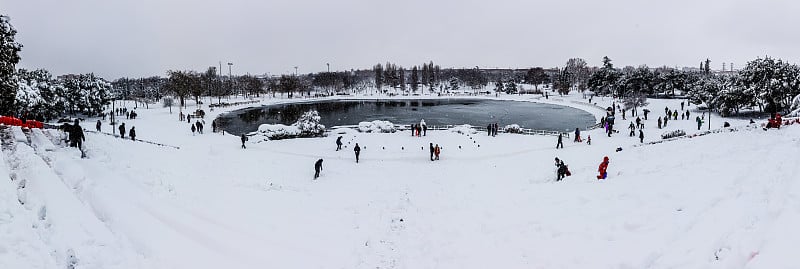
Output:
639,129,644,143
429,143,435,161
314,159,323,179
336,136,343,151
129,126,136,141
96,120,101,132
597,156,610,180
354,143,361,163
240,134,248,149
119,122,126,139
556,133,564,149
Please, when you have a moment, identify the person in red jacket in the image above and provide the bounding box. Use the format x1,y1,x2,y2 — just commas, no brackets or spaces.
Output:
597,156,609,180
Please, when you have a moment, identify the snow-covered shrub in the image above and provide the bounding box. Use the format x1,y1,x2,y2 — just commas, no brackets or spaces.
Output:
449,124,477,135
504,124,522,134
252,124,301,141
358,120,396,133
250,110,325,140
661,129,686,139
294,110,325,137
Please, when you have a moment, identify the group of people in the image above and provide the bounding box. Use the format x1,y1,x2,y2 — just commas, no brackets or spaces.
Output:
191,120,205,135
410,119,427,136
658,105,691,129
113,107,137,120
486,123,499,137
117,122,136,141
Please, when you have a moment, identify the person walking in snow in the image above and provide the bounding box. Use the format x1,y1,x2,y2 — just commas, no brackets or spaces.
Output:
597,156,610,180
69,119,85,149
487,124,492,136
336,136,343,151
663,115,669,127
240,134,248,149
212,120,217,133
314,159,323,179
434,144,440,160
129,126,136,141
196,121,204,134
657,117,662,129
696,116,702,130
643,108,650,120
420,119,427,136
191,124,196,135
673,111,678,120
411,124,416,136
574,128,581,142
639,129,644,143
686,110,690,120
96,120,101,132
629,122,636,137
556,133,564,149
587,135,591,145
354,143,361,163
429,143,435,161
622,109,626,120
119,123,126,139
681,101,685,111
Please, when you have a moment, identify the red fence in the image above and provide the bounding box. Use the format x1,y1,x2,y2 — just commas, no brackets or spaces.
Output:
0,116,44,129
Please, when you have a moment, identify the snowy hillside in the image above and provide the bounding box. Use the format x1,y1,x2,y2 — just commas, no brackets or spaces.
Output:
1,93,798,268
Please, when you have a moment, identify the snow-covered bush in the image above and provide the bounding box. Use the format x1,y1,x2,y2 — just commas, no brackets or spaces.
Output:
504,124,522,134
661,129,686,139
449,124,477,135
294,110,325,137
250,110,325,140
252,124,301,141
358,120,396,133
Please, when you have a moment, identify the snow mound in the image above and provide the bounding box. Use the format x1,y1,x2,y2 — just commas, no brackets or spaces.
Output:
449,124,477,134
251,110,326,141
358,120,396,133
504,124,522,134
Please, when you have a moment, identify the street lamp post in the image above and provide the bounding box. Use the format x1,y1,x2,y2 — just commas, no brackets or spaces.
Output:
227,62,233,97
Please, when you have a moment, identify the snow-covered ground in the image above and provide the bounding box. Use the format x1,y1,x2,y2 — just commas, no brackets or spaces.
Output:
2,91,798,268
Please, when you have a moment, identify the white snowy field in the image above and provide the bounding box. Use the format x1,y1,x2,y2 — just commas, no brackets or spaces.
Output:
2,92,799,269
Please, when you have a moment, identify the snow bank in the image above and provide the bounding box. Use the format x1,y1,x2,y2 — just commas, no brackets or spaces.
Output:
358,120,396,133
503,124,522,134
449,124,477,134
250,110,325,141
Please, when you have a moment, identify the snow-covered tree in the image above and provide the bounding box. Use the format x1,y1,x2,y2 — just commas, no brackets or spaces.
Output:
1,14,22,115
588,57,621,96
15,69,60,120
737,57,800,114
59,74,112,116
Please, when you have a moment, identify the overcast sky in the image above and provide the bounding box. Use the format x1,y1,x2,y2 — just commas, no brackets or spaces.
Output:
2,0,799,79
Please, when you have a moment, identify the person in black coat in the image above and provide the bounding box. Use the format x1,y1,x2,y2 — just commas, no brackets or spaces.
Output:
240,134,248,149
129,126,136,141
639,129,644,143
354,143,361,163
69,119,85,149
314,159,323,179
119,123,126,139
429,142,435,161
556,133,563,149
336,136,343,151
96,120,101,132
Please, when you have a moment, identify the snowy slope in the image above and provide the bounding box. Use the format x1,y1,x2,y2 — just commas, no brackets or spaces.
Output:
1,93,798,268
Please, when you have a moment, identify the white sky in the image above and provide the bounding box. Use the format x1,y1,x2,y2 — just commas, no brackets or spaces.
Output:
2,0,799,79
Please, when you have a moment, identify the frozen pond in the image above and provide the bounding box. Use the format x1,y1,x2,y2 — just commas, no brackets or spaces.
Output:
217,99,596,135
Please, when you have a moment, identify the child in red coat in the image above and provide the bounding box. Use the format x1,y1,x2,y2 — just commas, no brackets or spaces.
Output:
597,156,609,180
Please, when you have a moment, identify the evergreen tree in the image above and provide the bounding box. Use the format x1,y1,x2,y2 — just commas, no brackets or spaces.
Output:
411,66,419,92
0,15,22,115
